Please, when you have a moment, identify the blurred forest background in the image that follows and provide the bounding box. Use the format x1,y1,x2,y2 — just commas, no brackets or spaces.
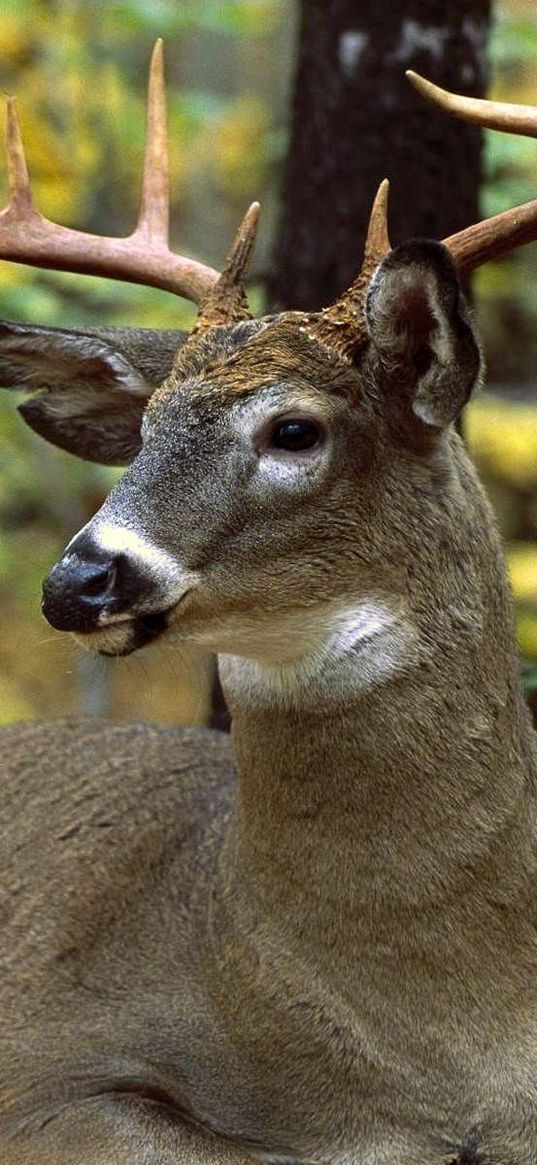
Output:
1,0,537,726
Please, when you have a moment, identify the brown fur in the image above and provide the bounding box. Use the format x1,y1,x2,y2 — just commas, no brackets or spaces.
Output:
155,314,363,407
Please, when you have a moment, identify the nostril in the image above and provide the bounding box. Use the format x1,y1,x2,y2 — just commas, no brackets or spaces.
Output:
42,551,122,633
81,560,117,597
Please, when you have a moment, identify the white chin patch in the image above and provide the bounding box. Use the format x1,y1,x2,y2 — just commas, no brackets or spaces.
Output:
73,622,134,656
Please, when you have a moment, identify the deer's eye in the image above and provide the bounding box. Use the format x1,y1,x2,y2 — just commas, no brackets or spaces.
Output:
269,418,323,452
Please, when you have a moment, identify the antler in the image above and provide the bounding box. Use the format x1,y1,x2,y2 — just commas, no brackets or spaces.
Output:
407,71,537,274
306,178,391,358
192,201,261,335
4,52,537,346
0,40,220,303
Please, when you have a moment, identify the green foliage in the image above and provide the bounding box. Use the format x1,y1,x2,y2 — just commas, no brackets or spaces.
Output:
483,131,537,217
481,5,537,383
522,659,537,695
489,13,537,71
106,0,281,37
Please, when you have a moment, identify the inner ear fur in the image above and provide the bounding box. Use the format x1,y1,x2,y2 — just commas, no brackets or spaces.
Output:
365,240,482,436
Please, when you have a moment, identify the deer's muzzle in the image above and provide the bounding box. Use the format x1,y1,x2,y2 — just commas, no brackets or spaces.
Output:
41,532,167,646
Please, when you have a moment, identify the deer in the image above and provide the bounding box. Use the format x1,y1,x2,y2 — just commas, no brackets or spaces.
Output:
3,38,537,1165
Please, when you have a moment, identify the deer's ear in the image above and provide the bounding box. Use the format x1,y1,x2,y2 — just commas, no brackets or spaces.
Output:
365,240,481,433
0,322,185,465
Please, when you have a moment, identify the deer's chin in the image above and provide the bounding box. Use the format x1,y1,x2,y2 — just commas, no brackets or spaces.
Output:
73,609,171,657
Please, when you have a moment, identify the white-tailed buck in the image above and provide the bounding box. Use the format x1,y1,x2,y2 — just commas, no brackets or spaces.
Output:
3,40,537,1165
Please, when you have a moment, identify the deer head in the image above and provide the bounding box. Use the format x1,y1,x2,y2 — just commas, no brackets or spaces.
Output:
2,50,537,669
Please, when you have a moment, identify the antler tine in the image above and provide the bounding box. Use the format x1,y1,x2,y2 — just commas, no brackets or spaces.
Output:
0,42,219,303
363,178,391,265
134,38,169,243
407,71,537,274
5,98,33,217
444,198,537,275
305,179,391,359
192,201,261,335
220,200,260,290
407,71,537,138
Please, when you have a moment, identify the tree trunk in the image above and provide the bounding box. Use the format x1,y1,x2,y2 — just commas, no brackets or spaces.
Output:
270,0,491,312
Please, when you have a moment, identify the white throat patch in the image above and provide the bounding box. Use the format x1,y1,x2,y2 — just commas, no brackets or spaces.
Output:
218,599,415,711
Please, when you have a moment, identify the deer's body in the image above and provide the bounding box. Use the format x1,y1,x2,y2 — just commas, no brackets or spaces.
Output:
3,423,537,1165
4,52,537,1165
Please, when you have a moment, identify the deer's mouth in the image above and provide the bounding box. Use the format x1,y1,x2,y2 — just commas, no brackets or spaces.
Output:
72,607,171,656
73,588,197,656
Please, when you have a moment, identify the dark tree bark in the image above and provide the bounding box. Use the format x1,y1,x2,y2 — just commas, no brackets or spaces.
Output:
209,660,232,733
270,0,491,311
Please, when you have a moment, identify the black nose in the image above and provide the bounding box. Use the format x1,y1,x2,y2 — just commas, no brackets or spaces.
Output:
42,545,120,632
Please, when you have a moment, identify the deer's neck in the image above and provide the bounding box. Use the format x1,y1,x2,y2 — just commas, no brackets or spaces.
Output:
218,494,537,942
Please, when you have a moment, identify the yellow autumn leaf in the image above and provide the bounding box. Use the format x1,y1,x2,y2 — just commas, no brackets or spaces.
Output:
507,544,537,658
0,263,32,289
508,543,537,601
465,396,537,488
0,66,100,225
204,97,269,198
0,678,35,724
0,15,30,65
516,613,537,659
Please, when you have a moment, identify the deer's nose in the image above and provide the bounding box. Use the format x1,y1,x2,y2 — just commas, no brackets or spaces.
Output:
42,547,123,632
